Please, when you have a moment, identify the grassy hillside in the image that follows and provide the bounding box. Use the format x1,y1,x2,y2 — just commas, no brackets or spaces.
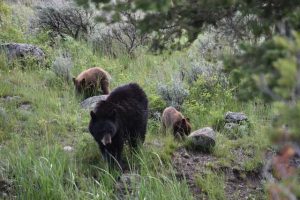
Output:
0,1,279,199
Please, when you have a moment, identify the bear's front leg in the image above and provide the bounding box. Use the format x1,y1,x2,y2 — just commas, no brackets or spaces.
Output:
99,143,124,170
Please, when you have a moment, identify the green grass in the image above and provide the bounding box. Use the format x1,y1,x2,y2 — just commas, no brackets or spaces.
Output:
195,170,226,200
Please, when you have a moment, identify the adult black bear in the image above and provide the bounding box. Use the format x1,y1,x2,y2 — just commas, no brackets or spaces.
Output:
88,83,148,169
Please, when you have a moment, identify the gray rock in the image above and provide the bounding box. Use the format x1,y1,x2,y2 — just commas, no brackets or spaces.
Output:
0,178,12,197
182,152,190,159
225,111,247,123
224,122,239,131
19,103,32,111
80,95,108,111
116,173,141,198
0,43,45,62
188,127,216,149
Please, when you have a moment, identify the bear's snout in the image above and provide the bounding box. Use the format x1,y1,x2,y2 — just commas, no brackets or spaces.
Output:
101,134,112,145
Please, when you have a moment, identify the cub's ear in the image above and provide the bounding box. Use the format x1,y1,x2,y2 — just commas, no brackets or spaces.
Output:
72,77,76,84
186,117,190,122
181,118,187,124
90,111,97,120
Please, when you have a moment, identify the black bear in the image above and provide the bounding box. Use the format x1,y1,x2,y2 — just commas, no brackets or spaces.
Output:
88,83,148,169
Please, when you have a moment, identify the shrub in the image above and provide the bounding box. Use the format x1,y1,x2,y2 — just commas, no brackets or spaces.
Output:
157,77,189,110
34,0,95,40
89,12,149,57
0,1,25,43
148,94,166,120
188,76,232,104
51,53,73,82
225,31,300,102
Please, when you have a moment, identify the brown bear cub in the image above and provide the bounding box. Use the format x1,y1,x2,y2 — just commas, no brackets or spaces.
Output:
89,83,148,170
73,67,111,98
162,106,191,139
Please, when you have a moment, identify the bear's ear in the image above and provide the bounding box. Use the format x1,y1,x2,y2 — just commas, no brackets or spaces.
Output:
186,117,190,122
90,111,97,120
181,118,187,124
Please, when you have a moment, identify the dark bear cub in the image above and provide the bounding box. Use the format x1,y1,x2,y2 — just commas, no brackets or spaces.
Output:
89,83,148,169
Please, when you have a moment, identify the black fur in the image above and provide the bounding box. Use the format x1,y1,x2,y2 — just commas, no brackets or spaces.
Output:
88,83,148,169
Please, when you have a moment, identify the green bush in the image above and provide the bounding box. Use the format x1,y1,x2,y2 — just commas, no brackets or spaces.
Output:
225,32,300,102
0,1,25,43
148,94,167,117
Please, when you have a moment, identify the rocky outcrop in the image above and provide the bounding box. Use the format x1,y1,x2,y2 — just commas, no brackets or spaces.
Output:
225,111,247,123
0,43,45,62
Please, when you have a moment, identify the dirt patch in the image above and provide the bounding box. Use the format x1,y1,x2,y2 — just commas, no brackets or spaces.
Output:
172,147,264,199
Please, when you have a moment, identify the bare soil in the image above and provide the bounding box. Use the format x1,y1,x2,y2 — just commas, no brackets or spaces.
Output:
172,147,264,200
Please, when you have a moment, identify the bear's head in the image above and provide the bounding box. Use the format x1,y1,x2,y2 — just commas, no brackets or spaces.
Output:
88,101,118,146
73,78,85,93
174,118,191,137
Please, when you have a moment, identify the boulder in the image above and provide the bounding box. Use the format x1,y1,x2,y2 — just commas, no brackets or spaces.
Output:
225,111,247,123
0,43,45,62
80,95,108,111
188,127,216,150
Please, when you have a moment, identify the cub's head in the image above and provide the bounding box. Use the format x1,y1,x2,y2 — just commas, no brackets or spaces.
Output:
72,78,85,93
174,118,191,137
88,102,118,146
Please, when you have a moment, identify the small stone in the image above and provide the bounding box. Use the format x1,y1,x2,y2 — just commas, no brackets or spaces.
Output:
224,122,239,130
19,103,32,111
188,127,216,150
152,139,163,148
63,146,74,152
225,111,247,123
183,152,190,159
80,95,108,111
